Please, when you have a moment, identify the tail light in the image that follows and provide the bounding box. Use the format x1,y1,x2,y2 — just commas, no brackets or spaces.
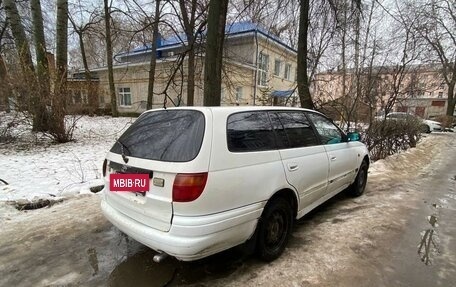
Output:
172,173,208,202
102,159,107,177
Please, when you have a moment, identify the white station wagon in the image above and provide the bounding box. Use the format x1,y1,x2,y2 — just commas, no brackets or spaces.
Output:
101,107,369,262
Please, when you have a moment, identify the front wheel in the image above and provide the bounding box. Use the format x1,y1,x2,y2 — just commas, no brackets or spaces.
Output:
421,124,431,133
347,161,368,197
256,197,293,262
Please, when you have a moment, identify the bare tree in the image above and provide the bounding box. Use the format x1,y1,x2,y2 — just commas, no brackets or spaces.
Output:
178,0,205,106
69,2,103,115
410,0,455,117
0,0,12,112
104,0,118,116
297,0,314,109
146,0,161,109
203,0,229,106
4,0,35,110
50,0,69,142
31,0,50,131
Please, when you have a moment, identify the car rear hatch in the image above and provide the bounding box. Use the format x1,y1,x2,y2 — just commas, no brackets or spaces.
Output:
103,109,211,232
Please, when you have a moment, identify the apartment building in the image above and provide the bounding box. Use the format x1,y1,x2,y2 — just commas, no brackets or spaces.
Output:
313,64,452,119
70,22,299,114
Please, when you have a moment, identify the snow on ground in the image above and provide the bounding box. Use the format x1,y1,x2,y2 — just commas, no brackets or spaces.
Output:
0,115,135,202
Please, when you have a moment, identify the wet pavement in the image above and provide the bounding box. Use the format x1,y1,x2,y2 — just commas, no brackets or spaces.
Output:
362,139,456,286
0,133,455,286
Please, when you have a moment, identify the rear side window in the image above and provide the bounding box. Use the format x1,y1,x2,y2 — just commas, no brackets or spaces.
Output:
110,110,205,162
271,112,319,148
227,112,276,152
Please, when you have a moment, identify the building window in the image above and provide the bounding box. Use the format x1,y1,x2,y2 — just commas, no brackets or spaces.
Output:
284,64,291,80
81,91,88,104
295,67,298,81
99,95,105,104
118,87,132,107
71,90,88,105
438,92,443,98
274,59,282,76
439,82,445,89
235,87,242,103
431,100,445,107
258,52,269,86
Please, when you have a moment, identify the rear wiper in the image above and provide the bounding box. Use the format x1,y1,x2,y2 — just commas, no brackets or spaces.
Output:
116,140,131,163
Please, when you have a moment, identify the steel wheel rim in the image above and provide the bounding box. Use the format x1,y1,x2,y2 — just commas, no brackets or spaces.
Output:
265,210,288,252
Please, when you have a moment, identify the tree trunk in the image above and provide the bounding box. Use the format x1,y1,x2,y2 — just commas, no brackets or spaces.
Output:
297,0,314,109
52,0,68,142
104,0,118,116
446,61,456,117
203,0,229,106
78,32,95,115
0,54,11,112
447,84,455,117
187,46,195,106
31,0,51,131
4,0,35,109
147,0,161,110
179,0,197,106
340,1,348,127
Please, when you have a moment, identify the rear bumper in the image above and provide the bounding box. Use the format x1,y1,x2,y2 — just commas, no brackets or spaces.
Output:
101,199,262,261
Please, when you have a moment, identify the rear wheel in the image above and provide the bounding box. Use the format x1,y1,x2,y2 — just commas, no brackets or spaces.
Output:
256,197,293,262
347,161,368,197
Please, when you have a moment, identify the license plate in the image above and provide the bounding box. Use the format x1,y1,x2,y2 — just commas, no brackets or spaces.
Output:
109,173,150,192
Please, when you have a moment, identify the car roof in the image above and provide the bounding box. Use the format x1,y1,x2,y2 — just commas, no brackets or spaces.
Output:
143,106,322,115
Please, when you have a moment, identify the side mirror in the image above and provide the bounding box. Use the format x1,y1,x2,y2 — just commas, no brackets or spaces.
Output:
347,132,360,142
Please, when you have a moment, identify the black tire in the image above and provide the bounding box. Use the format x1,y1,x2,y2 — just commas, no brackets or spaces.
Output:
347,160,368,197
421,124,431,134
256,197,293,262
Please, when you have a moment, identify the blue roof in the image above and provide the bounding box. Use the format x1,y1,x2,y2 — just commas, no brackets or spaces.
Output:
116,21,296,58
271,90,295,98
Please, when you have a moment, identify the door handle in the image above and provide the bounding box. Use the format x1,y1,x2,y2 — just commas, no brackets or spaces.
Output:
331,156,337,161
288,164,299,171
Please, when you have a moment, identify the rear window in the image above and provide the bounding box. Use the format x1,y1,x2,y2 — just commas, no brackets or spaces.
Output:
227,111,276,152
110,110,205,162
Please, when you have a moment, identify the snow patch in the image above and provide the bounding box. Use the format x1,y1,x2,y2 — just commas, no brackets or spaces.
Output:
0,115,134,202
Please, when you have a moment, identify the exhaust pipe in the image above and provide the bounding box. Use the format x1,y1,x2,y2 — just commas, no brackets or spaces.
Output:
153,252,168,263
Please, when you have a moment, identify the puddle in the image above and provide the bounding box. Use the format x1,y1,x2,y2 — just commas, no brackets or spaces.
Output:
107,246,251,287
8,198,64,211
108,249,177,287
418,213,440,265
87,248,99,276
431,203,441,209
427,215,438,227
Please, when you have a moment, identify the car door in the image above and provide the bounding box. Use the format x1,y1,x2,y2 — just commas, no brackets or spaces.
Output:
306,112,357,195
269,111,329,210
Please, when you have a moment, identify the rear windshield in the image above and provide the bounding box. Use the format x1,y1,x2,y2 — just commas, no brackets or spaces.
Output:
110,110,205,162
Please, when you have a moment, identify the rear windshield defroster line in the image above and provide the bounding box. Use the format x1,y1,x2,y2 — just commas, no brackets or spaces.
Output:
110,110,205,162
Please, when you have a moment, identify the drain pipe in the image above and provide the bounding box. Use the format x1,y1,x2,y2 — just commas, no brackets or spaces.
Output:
253,30,258,106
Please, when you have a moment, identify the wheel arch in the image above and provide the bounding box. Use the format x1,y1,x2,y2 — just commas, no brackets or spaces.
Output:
362,155,370,168
268,188,299,219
